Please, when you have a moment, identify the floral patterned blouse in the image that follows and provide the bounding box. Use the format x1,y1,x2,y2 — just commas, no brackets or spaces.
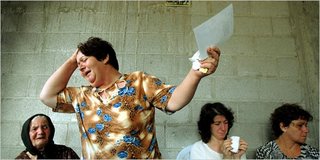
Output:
54,71,176,159
256,140,319,159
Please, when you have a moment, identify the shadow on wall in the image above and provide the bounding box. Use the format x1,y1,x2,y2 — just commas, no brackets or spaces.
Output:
265,124,273,141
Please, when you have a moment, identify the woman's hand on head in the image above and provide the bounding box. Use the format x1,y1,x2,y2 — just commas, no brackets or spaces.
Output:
69,48,79,65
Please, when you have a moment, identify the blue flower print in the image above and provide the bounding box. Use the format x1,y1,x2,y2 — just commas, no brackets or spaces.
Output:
113,102,122,108
133,138,141,146
75,106,80,113
96,123,104,131
97,108,102,116
130,130,138,135
118,87,128,96
148,137,156,151
81,101,87,107
117,151,128,159
88,128,96,134
123,135,141,147
160,95,168,103
126,87,135,96
118,86,135,96
143,95,147,101
169,86,176,94
134,105,143,111
104,114,112,122
155,79,162,86
79,112,84,120
146,124,153,133
123,135,133,143
82,133,87,138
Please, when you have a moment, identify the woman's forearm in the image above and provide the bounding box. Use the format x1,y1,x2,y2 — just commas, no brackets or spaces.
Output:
40,57,78,108
167,69,202,111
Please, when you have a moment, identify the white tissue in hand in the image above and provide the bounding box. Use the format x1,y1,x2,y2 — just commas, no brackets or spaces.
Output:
230,136,240,153
189,50,207,70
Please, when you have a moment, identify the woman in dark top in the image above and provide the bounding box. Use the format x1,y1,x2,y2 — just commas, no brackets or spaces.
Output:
16,113,79,159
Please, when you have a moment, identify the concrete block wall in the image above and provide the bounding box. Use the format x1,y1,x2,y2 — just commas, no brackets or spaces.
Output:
1,1,318,159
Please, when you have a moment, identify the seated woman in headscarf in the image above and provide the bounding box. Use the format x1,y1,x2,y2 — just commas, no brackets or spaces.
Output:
15,113,80,159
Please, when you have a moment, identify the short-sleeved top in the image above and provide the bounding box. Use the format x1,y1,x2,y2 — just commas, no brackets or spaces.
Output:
256,140,320,159
190,140,246,160
54,71,176,159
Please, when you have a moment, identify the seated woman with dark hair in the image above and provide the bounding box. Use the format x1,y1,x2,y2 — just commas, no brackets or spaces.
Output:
190,102,248,159
256,103,319,159
16,113,80,159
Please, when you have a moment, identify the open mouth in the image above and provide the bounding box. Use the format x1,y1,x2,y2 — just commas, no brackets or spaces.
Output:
84,70,91,77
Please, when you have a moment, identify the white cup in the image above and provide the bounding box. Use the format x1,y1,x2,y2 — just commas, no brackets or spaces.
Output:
230,136,240,153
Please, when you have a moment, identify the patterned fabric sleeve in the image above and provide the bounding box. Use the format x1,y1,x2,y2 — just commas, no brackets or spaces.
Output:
255,141,274,159
305,144,320,159
255,146,264,159
141,72,176,114
55,87,82,113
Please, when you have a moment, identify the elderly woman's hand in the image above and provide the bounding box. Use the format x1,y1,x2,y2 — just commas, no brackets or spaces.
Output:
26,152,37,160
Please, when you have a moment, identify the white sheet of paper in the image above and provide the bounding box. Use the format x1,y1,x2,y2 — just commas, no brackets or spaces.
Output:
190,4,234,66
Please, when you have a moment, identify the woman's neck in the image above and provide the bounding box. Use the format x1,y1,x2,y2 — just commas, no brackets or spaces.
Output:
207,137,224,153
276,136,301,158
99,69,122,90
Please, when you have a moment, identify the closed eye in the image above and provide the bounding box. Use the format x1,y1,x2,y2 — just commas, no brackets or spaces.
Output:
77,57,88,66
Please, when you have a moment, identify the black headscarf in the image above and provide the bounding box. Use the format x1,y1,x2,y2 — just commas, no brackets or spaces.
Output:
21,113,56,159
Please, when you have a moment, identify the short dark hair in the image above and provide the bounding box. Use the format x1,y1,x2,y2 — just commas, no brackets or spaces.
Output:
78,37,119,70
197,102,234,143
271,103,313,138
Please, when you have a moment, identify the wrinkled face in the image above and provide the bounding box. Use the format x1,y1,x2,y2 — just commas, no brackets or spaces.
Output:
29,116,51,151
284,119,309,144
76,51,107,87
211,115,229,140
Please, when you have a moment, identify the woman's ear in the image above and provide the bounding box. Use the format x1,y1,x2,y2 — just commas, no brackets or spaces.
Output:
280,122,288,132
103,55,109,64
